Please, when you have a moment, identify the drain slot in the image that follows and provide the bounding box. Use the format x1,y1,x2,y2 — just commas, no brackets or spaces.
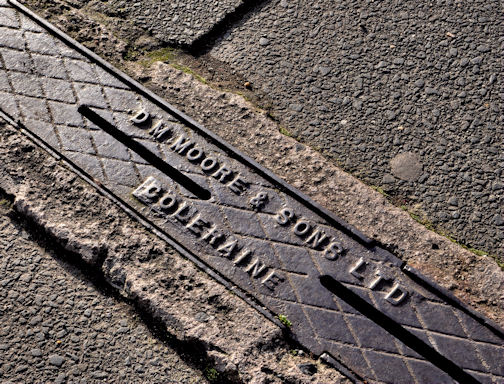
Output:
319,275,480,384
78,105,211,200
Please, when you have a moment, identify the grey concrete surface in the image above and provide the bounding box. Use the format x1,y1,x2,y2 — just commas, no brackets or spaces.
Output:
0,205,205,383
209,0,503,257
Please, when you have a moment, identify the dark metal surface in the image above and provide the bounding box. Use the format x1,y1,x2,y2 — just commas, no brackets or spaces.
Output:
1,1,503,382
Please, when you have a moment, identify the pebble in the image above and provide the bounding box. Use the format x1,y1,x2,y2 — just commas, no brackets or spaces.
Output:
259,37,270,46
48,354,65,368
298,363,317,375
448,197,459,206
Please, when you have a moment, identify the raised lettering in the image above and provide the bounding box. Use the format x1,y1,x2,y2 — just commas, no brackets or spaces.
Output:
227,175,249,195
132,176,162,204
201,225,224,246
212,164,233,183
172,201,192,224
293,220,311,236
170,135,193,154
349,257,366,280
234,248,253,265
305,229,328,249
157,192,177,212
131,109,150,125
217,239,238,259
323,241,345,260
276,208,295,225
261,271,285,291
385,284,408,305
149,121,171,141
369,271,387,290
201,157,217,172
186,147,203,162
186,214,209,236
245,258,268,278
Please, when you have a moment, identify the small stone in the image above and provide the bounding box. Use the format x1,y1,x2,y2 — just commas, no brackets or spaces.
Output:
319,66,331,76
477,44,490,52
382,174,396,184
385,110,396,121
289,103,303,112
390,152,423,182
471,56,482,65
54,373,66,384
195,312,210,322
48,354,65,368
29,315,42,325
31,348,43,357
19,273,32,283
259,37,269,46
494,215,504,226
447,197,459,206
14,365,29,374
414,79,425,88
83,308,92,318
298,363,317,375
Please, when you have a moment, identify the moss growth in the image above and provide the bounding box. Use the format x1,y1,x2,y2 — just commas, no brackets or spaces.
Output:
204,367,219,382
279,126,294,137
0,198,13,208
276,314,292,328
404,208,503,270
124,47,142,61
147,47,175,60
370,185,389,198
170,63,208,84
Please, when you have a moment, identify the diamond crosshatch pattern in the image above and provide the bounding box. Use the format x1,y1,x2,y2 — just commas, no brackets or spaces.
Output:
0,2,503,383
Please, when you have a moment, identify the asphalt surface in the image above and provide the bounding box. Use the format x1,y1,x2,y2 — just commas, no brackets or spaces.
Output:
0,204,205,383
209,0,503,257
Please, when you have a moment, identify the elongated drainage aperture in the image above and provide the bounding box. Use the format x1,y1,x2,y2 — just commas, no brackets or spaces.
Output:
319,275,480,384
78,105,211,201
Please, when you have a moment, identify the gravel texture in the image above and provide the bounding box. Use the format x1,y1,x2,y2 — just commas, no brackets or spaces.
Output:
0,200,205,383
209,0,503,257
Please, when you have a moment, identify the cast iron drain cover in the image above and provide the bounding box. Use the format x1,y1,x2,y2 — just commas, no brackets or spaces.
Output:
1,2,503,383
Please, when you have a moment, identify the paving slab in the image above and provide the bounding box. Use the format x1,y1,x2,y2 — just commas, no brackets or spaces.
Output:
209,0,503,257
0,1,503,383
